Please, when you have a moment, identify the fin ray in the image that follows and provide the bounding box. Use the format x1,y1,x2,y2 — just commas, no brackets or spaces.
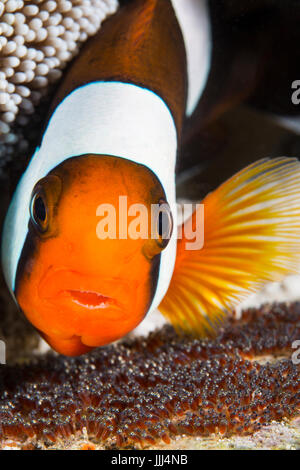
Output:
159,157,300,336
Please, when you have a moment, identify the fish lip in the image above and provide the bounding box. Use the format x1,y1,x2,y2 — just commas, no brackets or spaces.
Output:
34,267,143,348
65,289,118,310
38,267,134,312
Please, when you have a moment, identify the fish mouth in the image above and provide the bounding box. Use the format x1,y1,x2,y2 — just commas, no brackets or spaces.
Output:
31,267,145,354
38,267,135,315
67,289,116,309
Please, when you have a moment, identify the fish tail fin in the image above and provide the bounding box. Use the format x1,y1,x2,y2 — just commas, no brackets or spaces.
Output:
159,157,300,336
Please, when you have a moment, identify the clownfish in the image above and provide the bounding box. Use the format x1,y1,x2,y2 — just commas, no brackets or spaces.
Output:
2,0,300,356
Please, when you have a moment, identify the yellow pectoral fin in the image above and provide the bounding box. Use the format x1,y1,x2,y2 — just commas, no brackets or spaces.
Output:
159,157,300,336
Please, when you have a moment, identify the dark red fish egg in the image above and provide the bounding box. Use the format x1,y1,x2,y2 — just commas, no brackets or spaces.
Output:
0,302,300,449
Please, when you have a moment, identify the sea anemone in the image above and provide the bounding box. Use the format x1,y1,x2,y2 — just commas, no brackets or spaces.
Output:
0,0,119,163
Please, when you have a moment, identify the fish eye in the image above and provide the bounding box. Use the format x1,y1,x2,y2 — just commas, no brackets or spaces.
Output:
155,199,173,249
29,174,62,236
30,190,48,232
142,199,173,260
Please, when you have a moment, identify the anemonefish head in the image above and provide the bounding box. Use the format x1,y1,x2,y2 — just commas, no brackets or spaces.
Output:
3,154,175,356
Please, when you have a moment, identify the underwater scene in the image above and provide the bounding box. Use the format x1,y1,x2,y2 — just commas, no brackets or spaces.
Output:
0,0,300,452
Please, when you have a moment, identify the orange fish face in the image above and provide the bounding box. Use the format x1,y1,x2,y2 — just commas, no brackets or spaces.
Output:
15,155,173,356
